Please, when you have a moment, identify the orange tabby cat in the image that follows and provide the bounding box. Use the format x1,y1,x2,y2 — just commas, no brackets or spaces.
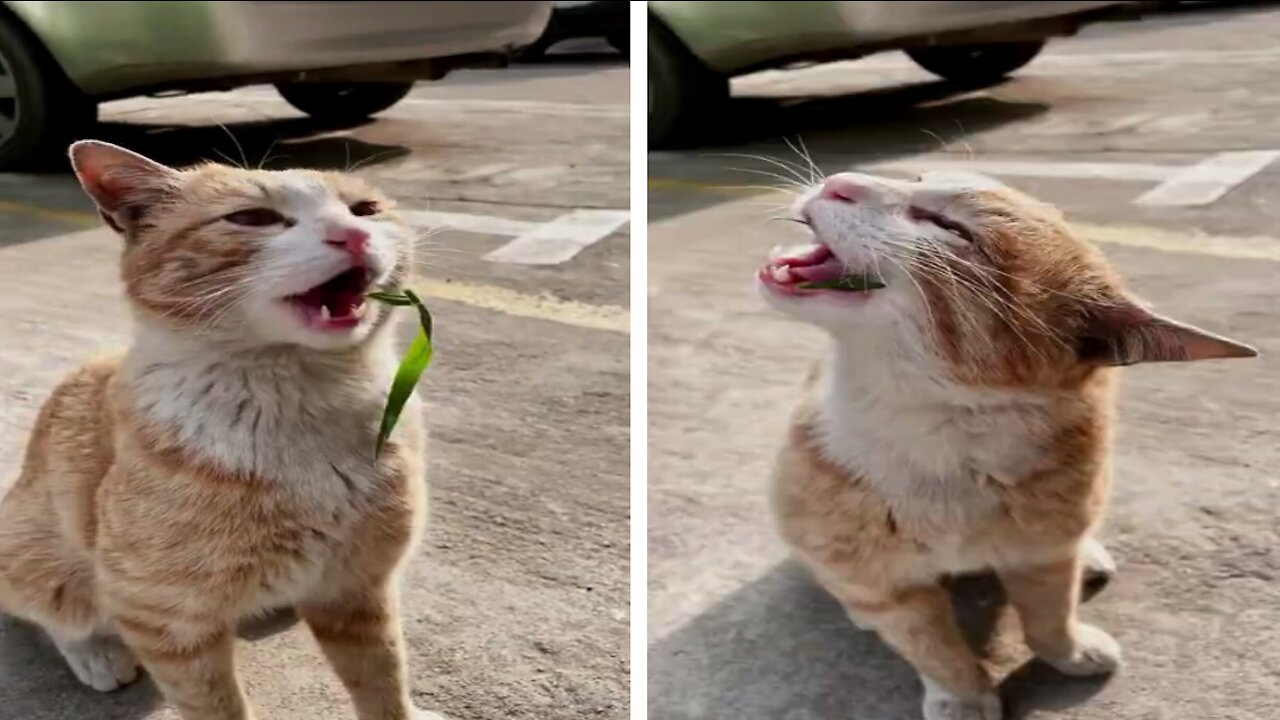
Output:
0,141,442,720
758,171,1256,720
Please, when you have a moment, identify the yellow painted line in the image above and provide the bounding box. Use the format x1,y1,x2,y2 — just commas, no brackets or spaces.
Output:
649,176,1280,262
648,177,765,195
408,277,628,334
0,200,98,225
1074,223,1280,262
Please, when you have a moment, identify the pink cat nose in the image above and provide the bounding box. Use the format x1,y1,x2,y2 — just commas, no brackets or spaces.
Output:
820,175,867,203
325,226,369,262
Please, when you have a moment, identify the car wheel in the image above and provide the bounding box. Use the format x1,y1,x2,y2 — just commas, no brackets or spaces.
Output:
607,31,628,56
275,81,415,123
0,14,97,170
649,18,727,147
906,41,1046,84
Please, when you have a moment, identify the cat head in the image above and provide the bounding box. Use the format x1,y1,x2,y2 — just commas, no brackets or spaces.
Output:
69,140,414,351
758,170,1255,388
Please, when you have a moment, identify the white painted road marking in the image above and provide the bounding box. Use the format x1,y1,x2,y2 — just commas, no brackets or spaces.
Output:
399,209,537,237
870,151,1279,207
403,208,630,266
872,158,1173,182
1135,151,1280,207
484,210,632,265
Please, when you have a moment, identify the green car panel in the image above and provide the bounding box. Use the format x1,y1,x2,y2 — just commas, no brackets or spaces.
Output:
650,1,851,74
5,1,221,96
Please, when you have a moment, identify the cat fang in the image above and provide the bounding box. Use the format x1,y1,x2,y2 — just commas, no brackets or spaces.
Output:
286,266,375,331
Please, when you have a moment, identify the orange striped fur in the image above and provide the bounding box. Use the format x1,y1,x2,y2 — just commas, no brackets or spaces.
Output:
0,142,439,720
759,171,1255,720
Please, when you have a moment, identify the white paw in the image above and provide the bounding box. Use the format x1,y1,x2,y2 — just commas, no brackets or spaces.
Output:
1042,623,1122,677
844,609,874,631
53,634,139,692
412,709,450,720
921,678,1001,720
1080,538,1116,587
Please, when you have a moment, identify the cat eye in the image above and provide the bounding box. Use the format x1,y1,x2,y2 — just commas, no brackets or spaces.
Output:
350,200,381,217
910,206,973,243
224,207,288,227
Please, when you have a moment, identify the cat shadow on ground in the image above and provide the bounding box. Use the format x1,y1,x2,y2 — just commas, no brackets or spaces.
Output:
649,559,1113,720
0,607,299,720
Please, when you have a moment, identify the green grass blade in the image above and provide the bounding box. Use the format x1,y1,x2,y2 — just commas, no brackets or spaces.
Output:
366,291,414,306
402,289,433,340
800,276,887,291
375,327,433,458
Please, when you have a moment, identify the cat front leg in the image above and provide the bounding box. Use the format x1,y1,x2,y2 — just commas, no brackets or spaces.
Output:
821,577,1001,720
299,583,419,720
998,555,1121,676
111,617,253,720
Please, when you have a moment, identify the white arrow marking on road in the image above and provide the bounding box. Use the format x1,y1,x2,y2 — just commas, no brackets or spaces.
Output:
483,210,631,265
872,158,1173,182
1135,151,1280,207
870,151,1279,207
400,208,630,265
399,209,538,237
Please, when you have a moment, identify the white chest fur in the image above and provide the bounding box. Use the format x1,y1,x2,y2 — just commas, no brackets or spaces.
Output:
120,327,420,610
123,327,410,501
811,340,1055,531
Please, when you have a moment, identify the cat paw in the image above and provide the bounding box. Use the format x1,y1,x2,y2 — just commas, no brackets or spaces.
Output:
412,708,450,720
921,680,1001,720
844,609,874,631
1041,623,1122,677
1080,538,1116,593
53,634,139,692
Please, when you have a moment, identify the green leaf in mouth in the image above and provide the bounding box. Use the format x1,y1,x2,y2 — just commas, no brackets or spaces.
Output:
799,275,887,292
367,289,435,459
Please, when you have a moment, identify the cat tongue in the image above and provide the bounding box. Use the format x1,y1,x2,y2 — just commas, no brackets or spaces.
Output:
789,256,847,283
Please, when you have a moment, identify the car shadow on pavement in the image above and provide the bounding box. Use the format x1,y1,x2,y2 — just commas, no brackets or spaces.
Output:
649,559,1112,720
649,79,1049,223
93,117,411,174
0,607,299,719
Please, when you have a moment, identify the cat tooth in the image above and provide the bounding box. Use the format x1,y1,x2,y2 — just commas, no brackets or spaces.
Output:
773,265,793,283
319,305,332,322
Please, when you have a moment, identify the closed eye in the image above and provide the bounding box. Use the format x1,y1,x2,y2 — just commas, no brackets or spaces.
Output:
910,206,973,243
224,207,290,227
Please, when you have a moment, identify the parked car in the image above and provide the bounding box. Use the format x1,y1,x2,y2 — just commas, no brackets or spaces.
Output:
518,0,630,59
648,1,1146,146
0,1,552,169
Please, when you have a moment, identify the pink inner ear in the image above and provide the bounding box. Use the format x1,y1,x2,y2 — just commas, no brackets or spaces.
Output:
70,142,177,215
1156,317,1257,363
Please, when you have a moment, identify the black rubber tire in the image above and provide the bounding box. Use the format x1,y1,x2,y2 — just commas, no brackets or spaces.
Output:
906,41,1046,84
275,81,414,123
648,18,727,147
607,31,628,56
0,13,97,170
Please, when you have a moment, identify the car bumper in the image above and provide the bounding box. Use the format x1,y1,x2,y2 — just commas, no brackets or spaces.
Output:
7,0,552,97
652,0,1130,74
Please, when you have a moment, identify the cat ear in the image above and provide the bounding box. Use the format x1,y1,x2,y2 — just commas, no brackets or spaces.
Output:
69,141,177,234
1078,296,1257,366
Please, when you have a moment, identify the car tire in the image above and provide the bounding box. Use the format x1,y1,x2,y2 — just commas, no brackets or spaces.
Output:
0,13,97,170
275,81,415,123
608,31,628,56
906,41,1046,84
649,18,727,147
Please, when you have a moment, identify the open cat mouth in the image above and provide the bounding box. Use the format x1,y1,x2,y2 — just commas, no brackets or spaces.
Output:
287,267,374,331
758,244,885,296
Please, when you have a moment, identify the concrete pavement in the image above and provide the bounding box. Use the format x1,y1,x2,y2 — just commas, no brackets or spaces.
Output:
649,4,1280,720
